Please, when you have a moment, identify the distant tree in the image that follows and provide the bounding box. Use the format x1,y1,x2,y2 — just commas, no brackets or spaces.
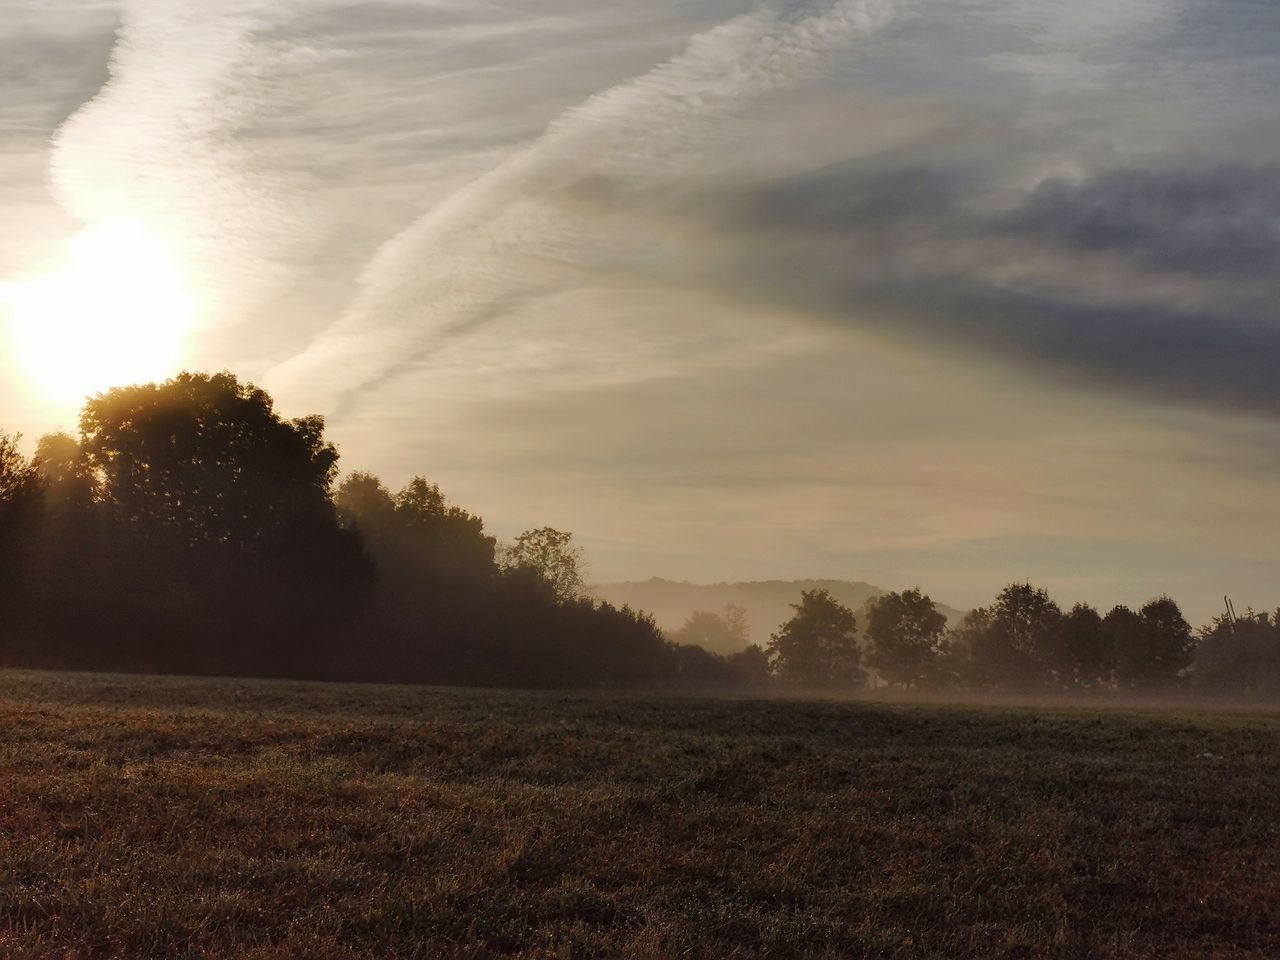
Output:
1113,597,1193,689
669,604,750,652
865,588,948,688
393,477,496,581
963,583,1062,690
727,643,772,687
502,527,585,603
768,589,865,688
335,472,396,539
670,643,731,685
1054,603,1112,689
1193,610,1280,699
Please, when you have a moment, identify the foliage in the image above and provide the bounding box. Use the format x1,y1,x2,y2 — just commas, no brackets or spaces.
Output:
865,588,947,688
0,433,43,630
961,583,1063,690
768,588,865,688
1114,596,1194,688
0,431,42,542
1193,609,1280,698
1053,602,1111,688
80,372,340,549
669,604,749,651
501,526,586,603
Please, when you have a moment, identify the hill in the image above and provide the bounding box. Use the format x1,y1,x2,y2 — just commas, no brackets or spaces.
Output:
593,578,967,653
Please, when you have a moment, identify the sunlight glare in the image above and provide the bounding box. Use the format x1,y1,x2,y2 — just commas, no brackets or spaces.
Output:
1,219,196,410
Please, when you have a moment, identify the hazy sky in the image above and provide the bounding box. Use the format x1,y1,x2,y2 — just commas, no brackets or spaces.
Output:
2,0,1278,623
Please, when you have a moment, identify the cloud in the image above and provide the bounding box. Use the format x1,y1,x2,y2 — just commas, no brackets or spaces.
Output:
266,0,898,412
686,156,1280,417
49,0,329,340
1005,165,1280,279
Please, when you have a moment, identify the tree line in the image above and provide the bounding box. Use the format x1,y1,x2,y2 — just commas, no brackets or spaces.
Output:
0,373,668,687
666,585,1279,699
1,371,1277,698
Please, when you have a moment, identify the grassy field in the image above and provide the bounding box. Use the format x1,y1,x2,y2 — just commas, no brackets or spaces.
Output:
0,671,1275,959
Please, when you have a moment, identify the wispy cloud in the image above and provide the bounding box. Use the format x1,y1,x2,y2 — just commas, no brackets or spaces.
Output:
266,0,897,411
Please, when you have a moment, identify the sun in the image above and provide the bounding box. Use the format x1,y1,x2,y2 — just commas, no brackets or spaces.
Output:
1,219,196,410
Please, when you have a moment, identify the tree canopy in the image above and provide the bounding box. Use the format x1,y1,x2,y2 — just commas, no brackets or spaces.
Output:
768,589,865,689
865,588,947,688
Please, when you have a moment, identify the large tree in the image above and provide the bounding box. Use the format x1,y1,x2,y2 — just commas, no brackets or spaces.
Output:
1193,609,1280,698
865,588,947,688
74,373,370,676
80,372,340,550
1114,597,1194,689
768,589,865,688
1053,603,1112,689
963,583,1062,690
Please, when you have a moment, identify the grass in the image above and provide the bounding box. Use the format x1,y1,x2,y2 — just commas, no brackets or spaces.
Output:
0,670,1275,959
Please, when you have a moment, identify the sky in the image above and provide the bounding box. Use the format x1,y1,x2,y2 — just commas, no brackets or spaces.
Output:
1,0,1278,624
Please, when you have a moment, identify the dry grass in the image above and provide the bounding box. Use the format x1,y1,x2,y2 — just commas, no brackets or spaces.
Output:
0,669,1275,958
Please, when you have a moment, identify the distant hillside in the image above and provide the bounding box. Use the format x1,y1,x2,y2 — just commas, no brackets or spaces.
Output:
593,578,967,655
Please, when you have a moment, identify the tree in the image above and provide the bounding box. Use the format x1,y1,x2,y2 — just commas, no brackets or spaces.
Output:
501,527,585,603
1113,597,1193,689
33,432,94,508
767,589,865,688
80,372,340,549
393,477,496,581
1054,603,1112,689
0,432,42,543
0,432,43,625
1193,610,1280,699
669,604,750,654
72,373,371,677
727,644,772,686
865,588,947,688
964,583,1062,690
335,471,396,540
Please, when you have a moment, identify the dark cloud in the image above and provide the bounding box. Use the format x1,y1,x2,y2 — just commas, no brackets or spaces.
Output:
698,159,1280,416
859,279,1280,416
1006,166,1280,279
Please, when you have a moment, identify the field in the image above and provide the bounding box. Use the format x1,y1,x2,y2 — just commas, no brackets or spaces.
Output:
0,671,1275,959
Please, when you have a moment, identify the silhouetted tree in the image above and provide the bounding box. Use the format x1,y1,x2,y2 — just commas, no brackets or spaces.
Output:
335,472,397,542
81,372,340,550
669,605,750,652
71,372,371,676
0,431,42,548
865,588,947,688
1193,610,1280,699
1113,597,1193,689
502,527,585,603
670,643,732,685
962,583,1062,690
0,432,43,643
768,589,865,689
727,644,772,687
1053,603,1112,689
